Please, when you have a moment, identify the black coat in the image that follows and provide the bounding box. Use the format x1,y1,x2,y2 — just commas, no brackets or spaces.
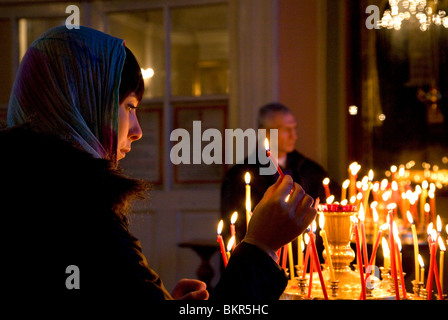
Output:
221,150,340,242
0,126,286,301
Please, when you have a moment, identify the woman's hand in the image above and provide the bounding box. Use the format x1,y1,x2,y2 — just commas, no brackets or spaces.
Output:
171,278,209,300
244,175,317,256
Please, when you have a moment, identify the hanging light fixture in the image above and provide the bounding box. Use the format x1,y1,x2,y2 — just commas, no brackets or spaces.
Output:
379,0,448,31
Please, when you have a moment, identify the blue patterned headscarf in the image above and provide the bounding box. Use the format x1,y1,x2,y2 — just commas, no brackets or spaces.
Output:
7,26,126,162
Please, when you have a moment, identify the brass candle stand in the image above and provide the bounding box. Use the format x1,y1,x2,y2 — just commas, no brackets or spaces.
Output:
282,205,396,300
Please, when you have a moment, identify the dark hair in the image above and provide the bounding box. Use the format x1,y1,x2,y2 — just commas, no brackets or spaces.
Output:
119,46,144,103
257,102,292,129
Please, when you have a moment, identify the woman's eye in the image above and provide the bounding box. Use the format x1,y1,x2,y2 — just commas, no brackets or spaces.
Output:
127,104,137,111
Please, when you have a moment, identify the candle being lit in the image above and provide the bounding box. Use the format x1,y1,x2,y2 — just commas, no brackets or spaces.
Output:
264,138,284,178
245,172,251,227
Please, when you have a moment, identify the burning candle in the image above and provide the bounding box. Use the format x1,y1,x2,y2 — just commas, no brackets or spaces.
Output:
426,229,437,300
297,234,303,271
230,211,238,250
308,229,329,300
322,177,331,199
420,180,428,225
359,204,368,273
264,138,284,178
388,211,400,300
353,217,366,300
302,233,311,279
382,237,390,269
217,220,228,267
288,242,295,280
407,211,420,283
418,254,425,285
245,172,251,227
394,232,407,299
429,188,436,223
319,214,335,282
226,235,235,261
438,237,445,293
341,179,350,202
348,162,361,199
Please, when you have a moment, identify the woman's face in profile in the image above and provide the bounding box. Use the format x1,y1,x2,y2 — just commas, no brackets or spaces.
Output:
117,92,143,160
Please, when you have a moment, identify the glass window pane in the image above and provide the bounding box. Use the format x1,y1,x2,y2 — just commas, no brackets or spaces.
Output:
171,4,229,97
108,10,165,99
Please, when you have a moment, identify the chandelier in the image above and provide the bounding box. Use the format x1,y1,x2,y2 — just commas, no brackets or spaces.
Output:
379,0,448,31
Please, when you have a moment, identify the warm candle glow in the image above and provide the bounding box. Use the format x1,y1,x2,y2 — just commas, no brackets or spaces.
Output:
323,177,330,186
284,194,290,203
264,138,270,151
418,254,424,268
319,213,325,230
349,162,361,175
368,169,374,181
358,203,365,221
245,172,250,184
425,203,430,213
427,222,433,235
326,195,334,204
342,179,350,189
227,236,235,252
217,220,223,235
231,211,238,224
373,208,379,223
407,211,414,224
382,237,390,256
437,215,442,233
439,237,446,251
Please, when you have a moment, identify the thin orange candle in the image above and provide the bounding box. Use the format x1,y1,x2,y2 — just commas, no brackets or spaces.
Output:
308,230,328,300
394,233,407,299
407,211,420,283
322,177,331,199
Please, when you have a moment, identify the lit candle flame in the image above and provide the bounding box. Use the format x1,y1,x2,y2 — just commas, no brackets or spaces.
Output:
407,211,414,224
422,180,428,190
368,169,374,181
285,194,290,203
245,172,251,184
231,211,238,224
342,179,350,189
430,229,437,242
439,237,446,251
264,138,270,151
358,203,365,222
319,213,325,230
323,177,330,186
304,233,310,245
418,254,424,268
349,162,361,175
424,203,430,213
217,220,223,235
437,215,442,233
427,222,433,235
326,195,334,204
380,223,389,231
373,208,379,223
227,236,235,252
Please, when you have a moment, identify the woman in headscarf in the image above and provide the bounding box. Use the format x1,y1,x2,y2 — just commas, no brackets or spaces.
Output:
0,26,316,300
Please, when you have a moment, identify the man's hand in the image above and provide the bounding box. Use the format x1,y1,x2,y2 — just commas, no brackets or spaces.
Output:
244,175,317,256
171,278,209,300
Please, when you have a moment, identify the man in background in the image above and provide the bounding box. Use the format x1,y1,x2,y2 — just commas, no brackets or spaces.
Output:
221,102,340,242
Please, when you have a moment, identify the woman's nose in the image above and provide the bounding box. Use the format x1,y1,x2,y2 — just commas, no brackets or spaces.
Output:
129,112,143,142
